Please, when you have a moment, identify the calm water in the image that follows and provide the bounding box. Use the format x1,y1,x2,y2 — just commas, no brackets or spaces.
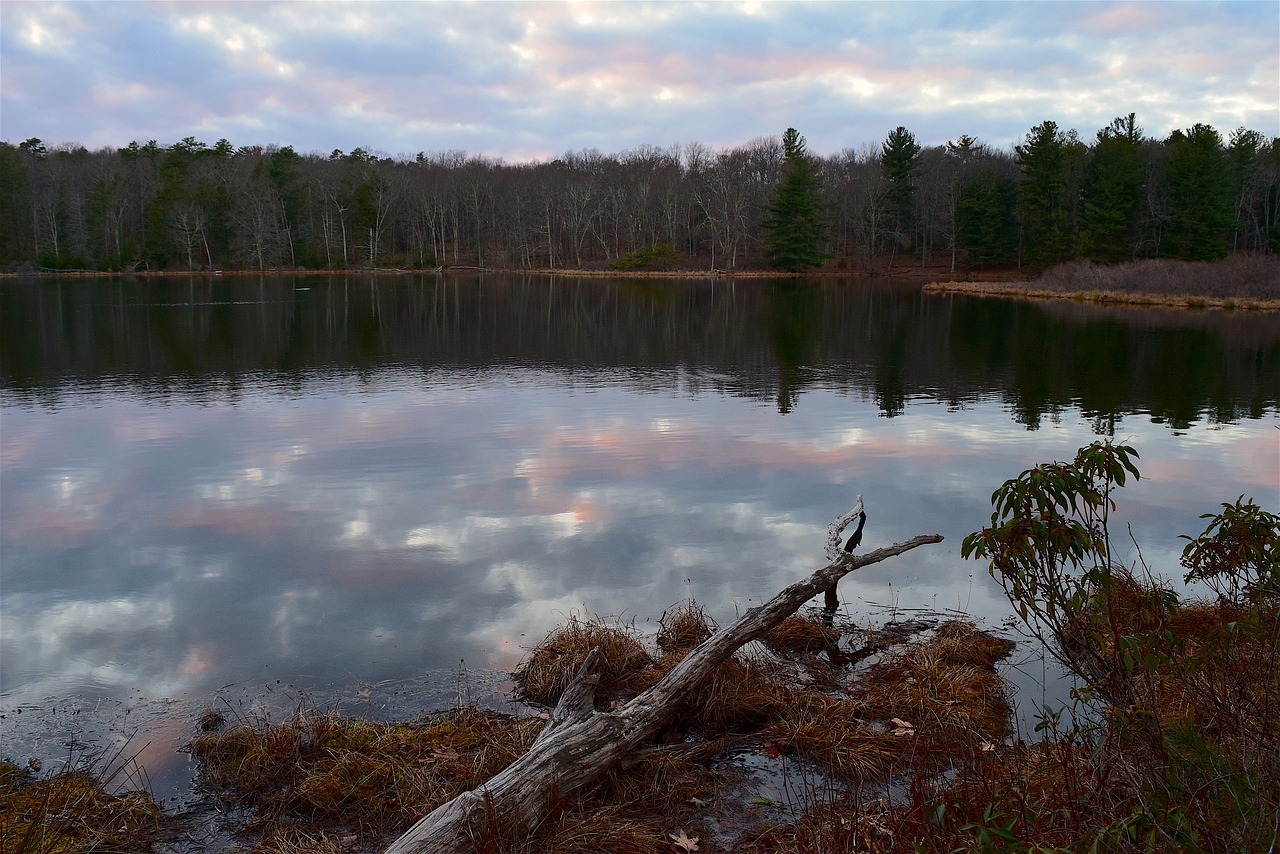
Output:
2,273,1278,800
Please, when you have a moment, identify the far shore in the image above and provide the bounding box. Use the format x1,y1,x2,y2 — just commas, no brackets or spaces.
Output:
924,280,1280,311
5,258,1277,311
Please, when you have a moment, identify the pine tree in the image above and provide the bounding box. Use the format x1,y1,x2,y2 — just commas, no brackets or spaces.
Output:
881,126,922,253
958,169,1018,268
1015,121,1086,268
761,128,830,271
1078,114,1144,262
1164,124,1233,260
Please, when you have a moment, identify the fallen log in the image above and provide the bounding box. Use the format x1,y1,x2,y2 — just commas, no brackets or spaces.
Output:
386,525,943,854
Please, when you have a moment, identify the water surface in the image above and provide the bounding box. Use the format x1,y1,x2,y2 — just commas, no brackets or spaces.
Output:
2,273,1277,799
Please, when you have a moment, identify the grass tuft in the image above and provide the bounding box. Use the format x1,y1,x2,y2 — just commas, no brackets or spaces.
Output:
516,617,654,707
189,706,543,839
657,601,716,653
761,614,839,657
0,758,162,853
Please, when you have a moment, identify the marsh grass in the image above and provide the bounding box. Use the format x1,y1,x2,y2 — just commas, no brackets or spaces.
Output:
657,600,716,653
0,745,163,853
927,254,1280,309
31,587,1267,852
188,706,543,842
761,614,840,657
181,607,1023,852
1034,255,1280,300
516,615,653,707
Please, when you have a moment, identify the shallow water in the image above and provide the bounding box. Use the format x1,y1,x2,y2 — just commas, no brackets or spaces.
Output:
2,273,1277,801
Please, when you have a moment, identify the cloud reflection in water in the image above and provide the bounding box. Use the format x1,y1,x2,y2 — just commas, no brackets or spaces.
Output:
3,372,1275,716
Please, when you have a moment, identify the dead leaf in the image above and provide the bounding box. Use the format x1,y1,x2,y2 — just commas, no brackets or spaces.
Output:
890,717,915,736
669,829,700,851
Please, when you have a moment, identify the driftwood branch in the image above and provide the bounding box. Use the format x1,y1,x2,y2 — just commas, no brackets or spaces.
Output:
825,494,865,561
386,525,942,854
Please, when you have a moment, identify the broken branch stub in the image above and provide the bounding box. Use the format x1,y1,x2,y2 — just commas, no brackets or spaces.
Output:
824,494,865,610
826,494,865,561
385,511,941,854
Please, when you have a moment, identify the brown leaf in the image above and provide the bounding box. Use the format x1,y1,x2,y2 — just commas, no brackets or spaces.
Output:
890,717,915,736
669,829,700,851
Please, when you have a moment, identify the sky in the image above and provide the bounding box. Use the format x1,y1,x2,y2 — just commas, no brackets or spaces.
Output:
1,1,1277,162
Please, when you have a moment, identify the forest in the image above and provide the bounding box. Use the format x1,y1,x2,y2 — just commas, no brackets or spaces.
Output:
0,114,1276,274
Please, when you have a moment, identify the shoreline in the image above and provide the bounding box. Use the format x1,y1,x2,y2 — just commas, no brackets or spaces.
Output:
5,263,1277,312
924,279,1280,312
0,263,1014,281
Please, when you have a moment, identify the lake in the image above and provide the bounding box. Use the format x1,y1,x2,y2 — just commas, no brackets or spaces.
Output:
1,273,1277,803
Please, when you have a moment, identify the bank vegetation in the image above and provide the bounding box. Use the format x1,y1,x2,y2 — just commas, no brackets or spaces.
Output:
927,253,1280,310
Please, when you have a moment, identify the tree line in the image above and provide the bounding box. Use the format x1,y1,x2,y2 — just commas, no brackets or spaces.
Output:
0,114,1275,274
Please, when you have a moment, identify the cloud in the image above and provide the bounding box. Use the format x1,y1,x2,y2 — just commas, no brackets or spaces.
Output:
2,1,1274,158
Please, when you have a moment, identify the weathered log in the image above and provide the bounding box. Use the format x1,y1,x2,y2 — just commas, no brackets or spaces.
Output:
386,529,943,854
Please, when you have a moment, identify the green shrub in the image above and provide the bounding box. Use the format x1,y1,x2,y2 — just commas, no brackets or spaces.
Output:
610,243,682,271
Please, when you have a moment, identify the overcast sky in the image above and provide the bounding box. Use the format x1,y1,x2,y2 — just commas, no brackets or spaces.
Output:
2,1,1276,162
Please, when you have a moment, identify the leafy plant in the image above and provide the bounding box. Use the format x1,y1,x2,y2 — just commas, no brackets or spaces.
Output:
962,443,1279,853
960,441,1142,703
1181,495,1279,604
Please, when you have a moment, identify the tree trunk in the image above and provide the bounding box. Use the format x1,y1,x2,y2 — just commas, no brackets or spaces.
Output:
385,526,943,854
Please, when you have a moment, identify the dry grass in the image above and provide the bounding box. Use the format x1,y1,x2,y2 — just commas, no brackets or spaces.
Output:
0,760,163,853
681,653,794,734
249,826,353,854
760,692,901,783
176,608,1038,852
189,706,543,840
520,805,678,854
761,614,840,657
854,621,1014,754
926,254,1280,310
657,601,716,653
517,616,654,707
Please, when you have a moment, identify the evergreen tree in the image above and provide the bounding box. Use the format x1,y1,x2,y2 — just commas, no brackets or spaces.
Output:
1164,124,1233,260
1015,121,1086,268
761,128,830,271
881,126,922,254
1078,114,1144,262
0,142,32,264
957,169,1018,268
